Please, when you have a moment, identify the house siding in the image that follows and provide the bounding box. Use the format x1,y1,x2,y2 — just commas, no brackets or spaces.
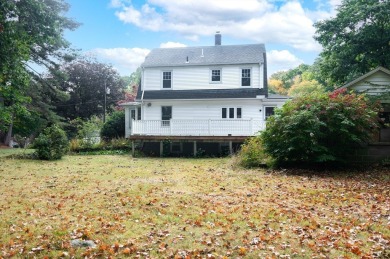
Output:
142,64,261,91
350,71,390,95
142,99,263,121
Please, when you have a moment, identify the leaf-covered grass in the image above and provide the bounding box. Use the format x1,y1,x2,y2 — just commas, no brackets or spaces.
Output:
0,155,389,258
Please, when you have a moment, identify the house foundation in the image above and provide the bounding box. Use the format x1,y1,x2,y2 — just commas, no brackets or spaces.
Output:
129,135,247,157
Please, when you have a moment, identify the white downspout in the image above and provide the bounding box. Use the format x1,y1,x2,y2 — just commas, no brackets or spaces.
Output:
141,66,145,105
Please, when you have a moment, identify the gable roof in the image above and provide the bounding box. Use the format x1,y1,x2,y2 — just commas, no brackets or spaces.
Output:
136,88,267,100
340,66,390,89
142,44,266,68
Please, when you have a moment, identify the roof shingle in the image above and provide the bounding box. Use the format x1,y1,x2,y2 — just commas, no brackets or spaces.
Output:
142,44,266,68
136,88,267,100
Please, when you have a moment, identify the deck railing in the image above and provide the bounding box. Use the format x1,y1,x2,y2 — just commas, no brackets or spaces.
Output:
131,119,265,136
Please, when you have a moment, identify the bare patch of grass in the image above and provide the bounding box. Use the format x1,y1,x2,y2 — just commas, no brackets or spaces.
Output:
0,155,389,258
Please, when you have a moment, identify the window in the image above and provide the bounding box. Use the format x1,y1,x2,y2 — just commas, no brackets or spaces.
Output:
237,108,242,118
130,110,136,120
265,106,275,120
221,107,242,119
222,108,227,119
130,107,141,121
161,106,172,126
229,108,234,118
162,71,172,89
241,68,251,86
137,107,141,120
211,69,221,83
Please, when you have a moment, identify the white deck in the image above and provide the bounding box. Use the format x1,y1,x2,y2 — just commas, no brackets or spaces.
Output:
131,119,265,136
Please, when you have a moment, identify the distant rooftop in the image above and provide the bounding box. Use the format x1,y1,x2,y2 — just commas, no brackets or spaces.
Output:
142,44,266,68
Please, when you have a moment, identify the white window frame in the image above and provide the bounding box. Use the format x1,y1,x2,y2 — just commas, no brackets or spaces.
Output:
161,70,172,89
236,107,242,119
161,106,172,126
264,106,276,120
221,107,243,119
241,68,251,87
210,68,222,84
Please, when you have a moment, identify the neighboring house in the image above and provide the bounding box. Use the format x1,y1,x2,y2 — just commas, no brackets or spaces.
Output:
340,66,390,124
121,33,288,156
339,66,390,143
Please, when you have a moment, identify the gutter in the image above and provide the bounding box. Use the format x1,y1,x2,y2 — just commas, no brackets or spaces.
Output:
141,66,145,105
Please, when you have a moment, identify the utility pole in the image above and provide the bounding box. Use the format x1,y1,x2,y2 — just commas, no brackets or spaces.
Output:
104,79,107,123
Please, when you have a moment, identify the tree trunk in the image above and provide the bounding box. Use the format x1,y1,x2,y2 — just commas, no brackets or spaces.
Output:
4,117,13,147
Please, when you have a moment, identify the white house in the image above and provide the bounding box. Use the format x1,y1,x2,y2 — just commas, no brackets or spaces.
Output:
121,33,288,156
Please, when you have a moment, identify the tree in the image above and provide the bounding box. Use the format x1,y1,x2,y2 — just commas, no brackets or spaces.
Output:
269,64,312,95
287,76,325,97
55,59,126,122
268,79,287,95
314,0,390,87
261,89,380,166
121,67,141,89
0,0,79,145
100,111,125,141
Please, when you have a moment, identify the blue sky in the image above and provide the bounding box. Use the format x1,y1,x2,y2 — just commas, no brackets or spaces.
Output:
64,0,341,77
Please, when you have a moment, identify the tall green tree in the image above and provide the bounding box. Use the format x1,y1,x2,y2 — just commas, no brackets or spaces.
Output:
314,0,390,87
55,59,126,122
0,0,78,145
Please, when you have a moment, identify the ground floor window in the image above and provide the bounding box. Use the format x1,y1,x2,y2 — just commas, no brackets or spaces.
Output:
130,107,141,128
264,106,276,120
161,106,172,126
222,107,242,119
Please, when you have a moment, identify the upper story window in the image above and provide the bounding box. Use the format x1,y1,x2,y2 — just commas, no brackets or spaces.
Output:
162,71,172,89
241,68,251,86
210,69,221,83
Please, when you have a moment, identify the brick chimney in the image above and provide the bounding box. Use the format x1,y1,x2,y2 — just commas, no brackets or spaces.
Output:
215,31,221,46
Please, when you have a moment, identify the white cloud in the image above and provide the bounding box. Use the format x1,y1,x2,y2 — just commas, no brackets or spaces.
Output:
267,49,304,76
159,42,187,48
112,0,329,52
92,48,150,75
109,0,123,8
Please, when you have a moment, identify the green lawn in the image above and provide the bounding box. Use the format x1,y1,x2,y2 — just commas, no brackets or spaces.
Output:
0,153,389,258
0,148,34,158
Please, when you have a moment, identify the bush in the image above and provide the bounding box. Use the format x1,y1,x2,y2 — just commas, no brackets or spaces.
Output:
76,116,103,146
262,89,380,166
100,111,125,141
69,137,132,153
33,125,69,160
234,136,270,168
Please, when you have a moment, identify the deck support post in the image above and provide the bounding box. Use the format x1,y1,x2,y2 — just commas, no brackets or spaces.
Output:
131,141,135,157
229,141,233,155
160,141,163,157
193,141,197,157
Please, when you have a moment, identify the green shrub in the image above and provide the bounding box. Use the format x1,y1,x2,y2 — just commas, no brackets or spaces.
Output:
100,111,125,141
234,136,270,168
69,137,131,153
33,125,69,160
109,138,131,150
262,89,380,166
